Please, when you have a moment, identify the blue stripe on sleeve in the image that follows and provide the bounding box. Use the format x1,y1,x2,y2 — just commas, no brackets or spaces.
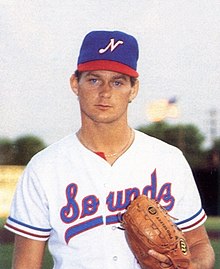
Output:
8,216,51,232
175,208,203,225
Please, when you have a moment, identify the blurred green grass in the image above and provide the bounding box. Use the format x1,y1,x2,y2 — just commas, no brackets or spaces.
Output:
0,244,53,269
0,218,5,228
205,216,220,231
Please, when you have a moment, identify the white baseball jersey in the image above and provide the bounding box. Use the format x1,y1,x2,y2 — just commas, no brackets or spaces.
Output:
5,130,206,269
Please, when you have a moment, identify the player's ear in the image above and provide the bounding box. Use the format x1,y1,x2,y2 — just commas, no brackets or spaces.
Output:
129,79,139,103
70,74,79,96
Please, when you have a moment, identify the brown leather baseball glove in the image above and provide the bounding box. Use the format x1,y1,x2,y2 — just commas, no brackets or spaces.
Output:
121,195,191,269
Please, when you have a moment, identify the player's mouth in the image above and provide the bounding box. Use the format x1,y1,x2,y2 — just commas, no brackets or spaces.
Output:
95,104,112,110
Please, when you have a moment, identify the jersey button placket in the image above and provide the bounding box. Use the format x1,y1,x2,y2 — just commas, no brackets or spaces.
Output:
113,255,118,261
104,183,109,188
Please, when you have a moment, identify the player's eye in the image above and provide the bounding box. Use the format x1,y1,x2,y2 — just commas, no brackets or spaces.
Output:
89,78,99,84
85,78,102,88
112,80,123,87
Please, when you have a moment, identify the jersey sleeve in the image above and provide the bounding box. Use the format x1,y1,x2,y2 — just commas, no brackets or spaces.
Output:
172,151,207,232
4,161,52,241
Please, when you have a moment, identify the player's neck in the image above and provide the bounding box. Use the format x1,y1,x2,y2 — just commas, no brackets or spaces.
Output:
80,119,129,139
76,124,134,163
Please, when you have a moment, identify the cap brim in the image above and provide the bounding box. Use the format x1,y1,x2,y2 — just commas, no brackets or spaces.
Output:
78,60,139,78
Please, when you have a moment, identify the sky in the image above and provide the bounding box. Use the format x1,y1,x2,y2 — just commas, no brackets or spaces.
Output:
1,0,220,148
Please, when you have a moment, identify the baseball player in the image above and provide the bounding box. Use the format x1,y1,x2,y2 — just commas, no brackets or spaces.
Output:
5,30,214,269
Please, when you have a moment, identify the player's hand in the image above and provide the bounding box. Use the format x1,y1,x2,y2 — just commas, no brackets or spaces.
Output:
148,250,173,268
148,249,197,269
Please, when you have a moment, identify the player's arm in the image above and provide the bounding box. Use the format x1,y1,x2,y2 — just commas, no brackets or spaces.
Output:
184,225,215,269
12,234,47,269
148,225,215,269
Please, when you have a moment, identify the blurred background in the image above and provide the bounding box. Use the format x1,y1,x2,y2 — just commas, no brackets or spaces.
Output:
0,0,220,268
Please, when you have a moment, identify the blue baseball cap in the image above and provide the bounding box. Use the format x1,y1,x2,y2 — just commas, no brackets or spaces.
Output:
77,30,139,78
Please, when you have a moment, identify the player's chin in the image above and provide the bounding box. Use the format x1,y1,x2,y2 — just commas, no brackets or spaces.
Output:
84,107,126,124
93,116,119,124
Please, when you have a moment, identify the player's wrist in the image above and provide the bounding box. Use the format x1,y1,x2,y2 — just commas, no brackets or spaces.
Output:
187,261,197,269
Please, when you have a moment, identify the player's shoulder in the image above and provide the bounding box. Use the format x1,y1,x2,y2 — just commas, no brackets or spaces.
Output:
30,133,78,164
134,129,182,155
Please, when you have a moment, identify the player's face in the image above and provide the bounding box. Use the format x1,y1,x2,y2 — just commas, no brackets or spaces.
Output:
70,70,139,125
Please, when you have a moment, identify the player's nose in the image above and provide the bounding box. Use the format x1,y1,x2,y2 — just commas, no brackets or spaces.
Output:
99,81,112,98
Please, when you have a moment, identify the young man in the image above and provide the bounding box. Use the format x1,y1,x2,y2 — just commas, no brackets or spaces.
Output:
5,30,215,269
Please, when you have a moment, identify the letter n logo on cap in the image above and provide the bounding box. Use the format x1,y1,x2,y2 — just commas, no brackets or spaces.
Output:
99,38,124,54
